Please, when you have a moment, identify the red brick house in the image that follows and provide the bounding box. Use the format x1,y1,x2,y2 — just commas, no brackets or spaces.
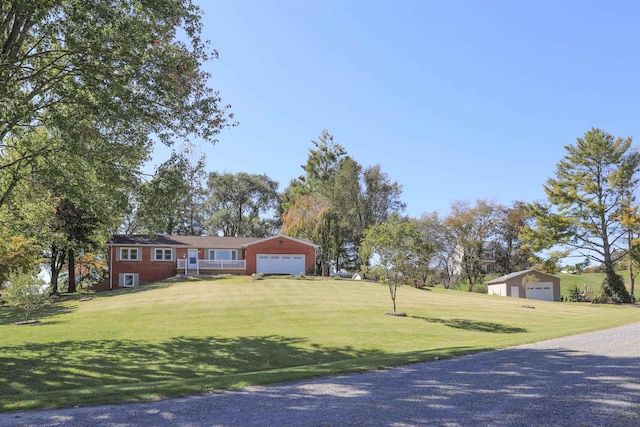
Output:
97,234,318,290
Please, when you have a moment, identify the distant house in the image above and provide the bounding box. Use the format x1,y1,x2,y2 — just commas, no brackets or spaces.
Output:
448,241,506,277
486,269,561,302
95,234,318,291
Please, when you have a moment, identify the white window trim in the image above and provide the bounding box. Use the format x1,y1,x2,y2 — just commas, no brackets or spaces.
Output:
208,249,238,261
153,248,174,261
121,273,139,287
119,247,140,261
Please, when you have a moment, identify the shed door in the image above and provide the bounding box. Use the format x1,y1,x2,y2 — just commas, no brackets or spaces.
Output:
510,286,520,298
256,254,305,275
526,282,554,301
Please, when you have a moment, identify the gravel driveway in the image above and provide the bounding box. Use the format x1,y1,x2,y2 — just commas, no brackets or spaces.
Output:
3,322,639,427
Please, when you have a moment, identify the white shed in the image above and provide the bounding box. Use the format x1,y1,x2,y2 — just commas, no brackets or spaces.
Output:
486,270,561,302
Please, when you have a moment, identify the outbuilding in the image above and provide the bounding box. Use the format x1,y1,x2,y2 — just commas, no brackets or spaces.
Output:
486,269,561,302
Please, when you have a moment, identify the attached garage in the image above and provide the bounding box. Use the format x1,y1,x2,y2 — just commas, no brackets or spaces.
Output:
256,254,306,275
244,235,318,276
486,270,561,302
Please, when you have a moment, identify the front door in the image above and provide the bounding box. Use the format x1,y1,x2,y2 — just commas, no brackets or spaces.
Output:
188,249,199,273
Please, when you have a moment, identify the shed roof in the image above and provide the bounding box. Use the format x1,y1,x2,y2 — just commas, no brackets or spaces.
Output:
485,269,559,284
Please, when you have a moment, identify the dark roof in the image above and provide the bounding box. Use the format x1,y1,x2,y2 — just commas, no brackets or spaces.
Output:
107,234,316,248
485,269,558,284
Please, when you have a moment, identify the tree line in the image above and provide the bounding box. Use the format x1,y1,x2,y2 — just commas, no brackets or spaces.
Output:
1,4,637,304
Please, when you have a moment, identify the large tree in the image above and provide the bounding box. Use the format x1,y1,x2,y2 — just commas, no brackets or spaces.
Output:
494,201,533,274
444,199,500,290
281,130,405,275
205,172,280,237
135,146,207,235
523,128,638,302
1,0,234,209
416,211,456,287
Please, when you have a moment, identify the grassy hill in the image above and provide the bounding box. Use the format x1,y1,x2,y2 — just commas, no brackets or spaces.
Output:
1,275,638,412
556,270,638,299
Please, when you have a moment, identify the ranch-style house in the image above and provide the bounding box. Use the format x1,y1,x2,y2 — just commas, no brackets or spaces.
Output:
96,234,318,290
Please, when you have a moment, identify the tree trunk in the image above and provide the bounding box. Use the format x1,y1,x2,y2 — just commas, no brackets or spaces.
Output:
390,281,397,313
68,248,76,293
50,245,66,295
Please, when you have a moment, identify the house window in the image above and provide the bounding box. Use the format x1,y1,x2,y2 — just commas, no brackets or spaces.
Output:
208,249,237,260
154,248,173,261
120,248,139,261
122,273,138,287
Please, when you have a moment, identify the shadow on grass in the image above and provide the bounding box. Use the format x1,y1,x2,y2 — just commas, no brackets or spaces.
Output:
88,282,177,299
3,347,639,426
411,316,528,333
0,303,74,326
0,335,396,411
88,275,240,300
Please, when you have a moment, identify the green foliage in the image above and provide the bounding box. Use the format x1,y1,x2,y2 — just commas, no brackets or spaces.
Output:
134,145,207,235
0,1,234,212
444,199,500,289
205,171,280,237
472,282,488,294
601,273,632,303
3,271,51,321
591,294,611,304
0,233,41,284
281,131,406,275
523,129,639,279
359,214,434,313
252,273,265,281
567,285,582,302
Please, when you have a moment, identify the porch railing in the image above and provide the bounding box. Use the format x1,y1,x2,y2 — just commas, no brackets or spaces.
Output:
177,258,246,274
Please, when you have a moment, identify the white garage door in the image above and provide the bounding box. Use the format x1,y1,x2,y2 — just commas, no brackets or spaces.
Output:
256,254,305,275
526,282,554,301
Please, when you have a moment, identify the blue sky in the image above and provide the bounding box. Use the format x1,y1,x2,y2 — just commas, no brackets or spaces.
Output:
151,0,640,218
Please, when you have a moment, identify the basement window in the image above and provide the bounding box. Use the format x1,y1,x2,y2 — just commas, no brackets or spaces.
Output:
121,273,138,287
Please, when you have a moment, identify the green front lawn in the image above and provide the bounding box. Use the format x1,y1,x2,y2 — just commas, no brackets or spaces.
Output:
1,276,638,412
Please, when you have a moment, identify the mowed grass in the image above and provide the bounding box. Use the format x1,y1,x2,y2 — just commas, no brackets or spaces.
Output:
557,271,638,298
1,276,639,412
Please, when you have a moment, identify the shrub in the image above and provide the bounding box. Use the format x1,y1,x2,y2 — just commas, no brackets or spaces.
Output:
3,271,51,321
567,284,582,302
252,273,264,281
472,283,488,294
591,294,611,304
602,273,632,303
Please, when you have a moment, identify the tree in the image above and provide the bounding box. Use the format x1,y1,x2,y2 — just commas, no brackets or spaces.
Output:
616,150,640,297
281,131,406,275
3,270,50,322
445,199,500,290
416,211,457,287
0,232,41,285
523,129,638,303
359,214,434,314
494,201,533,274
205,172,280,237
281,194,334,276
53,198,100,293
135,146,207,235
1,0,235,209
281,131,347,275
